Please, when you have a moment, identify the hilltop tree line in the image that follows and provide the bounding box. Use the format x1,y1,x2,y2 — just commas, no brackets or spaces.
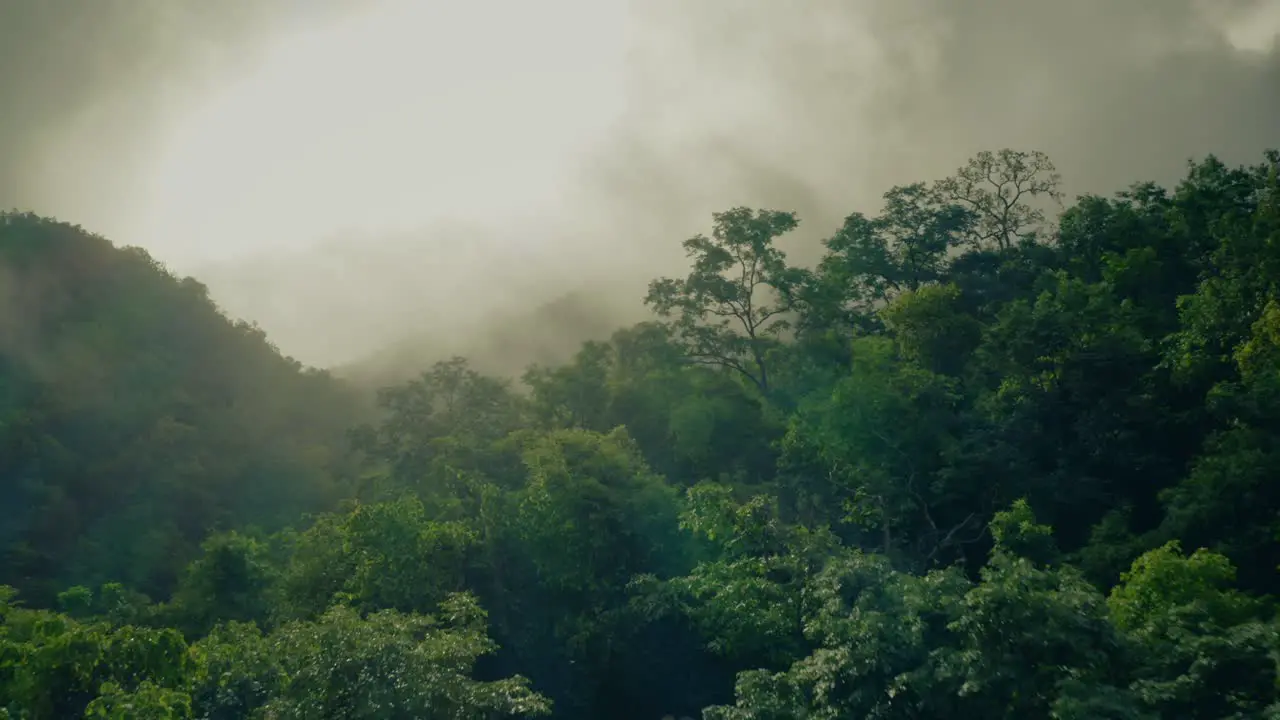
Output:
2,147,1280,718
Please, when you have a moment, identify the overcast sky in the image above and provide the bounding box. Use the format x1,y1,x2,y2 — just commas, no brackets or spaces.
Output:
1,0,1277,366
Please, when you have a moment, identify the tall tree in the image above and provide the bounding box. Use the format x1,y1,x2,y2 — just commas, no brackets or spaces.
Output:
934,149,1063,251
798,182,973,337
645,208,804,394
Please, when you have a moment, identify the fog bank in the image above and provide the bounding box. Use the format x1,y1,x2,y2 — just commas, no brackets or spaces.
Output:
1,0,1277,371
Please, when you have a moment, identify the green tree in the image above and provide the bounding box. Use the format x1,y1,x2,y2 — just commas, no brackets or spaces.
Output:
0,587,191,718
646,208,804,393
1109,542,1280,718
278,496,475,619
83,681,192,719
263,594,550,719
171,531,277,635
704,504,1144,719
782,336,976,565
798,183,973,337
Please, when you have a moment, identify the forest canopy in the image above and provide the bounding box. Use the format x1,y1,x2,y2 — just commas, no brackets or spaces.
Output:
2,148,1280,718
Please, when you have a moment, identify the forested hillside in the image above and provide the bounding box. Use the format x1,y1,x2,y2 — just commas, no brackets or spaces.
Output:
0,213,364,604
3,149,1280,718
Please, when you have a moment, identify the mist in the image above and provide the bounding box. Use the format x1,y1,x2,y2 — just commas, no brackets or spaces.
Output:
2,0,1277,374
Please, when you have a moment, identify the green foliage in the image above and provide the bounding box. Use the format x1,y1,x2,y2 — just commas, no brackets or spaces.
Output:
881,283,983,376
988,498,1059,566
513,428,684,597
1108,543,1280,718
646,207,804,393
0,585,548,719
801,183,972,334
279,496,476,619
262,595,550,719
701,507,1141,719
83,681,192,719
782,336,974,564
0,213,361,603
8,149,1280,719
172,532,277,634
187,621,281,718
641,484,837,668
0,591,191,718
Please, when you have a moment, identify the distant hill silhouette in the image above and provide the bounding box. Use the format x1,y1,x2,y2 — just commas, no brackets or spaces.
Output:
0,212,361,602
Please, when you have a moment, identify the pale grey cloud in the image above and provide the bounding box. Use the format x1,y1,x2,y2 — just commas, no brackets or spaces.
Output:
1,0,1276,371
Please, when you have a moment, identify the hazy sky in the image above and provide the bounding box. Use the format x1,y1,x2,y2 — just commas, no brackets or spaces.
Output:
4,0,632,266
2,0,1278,367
